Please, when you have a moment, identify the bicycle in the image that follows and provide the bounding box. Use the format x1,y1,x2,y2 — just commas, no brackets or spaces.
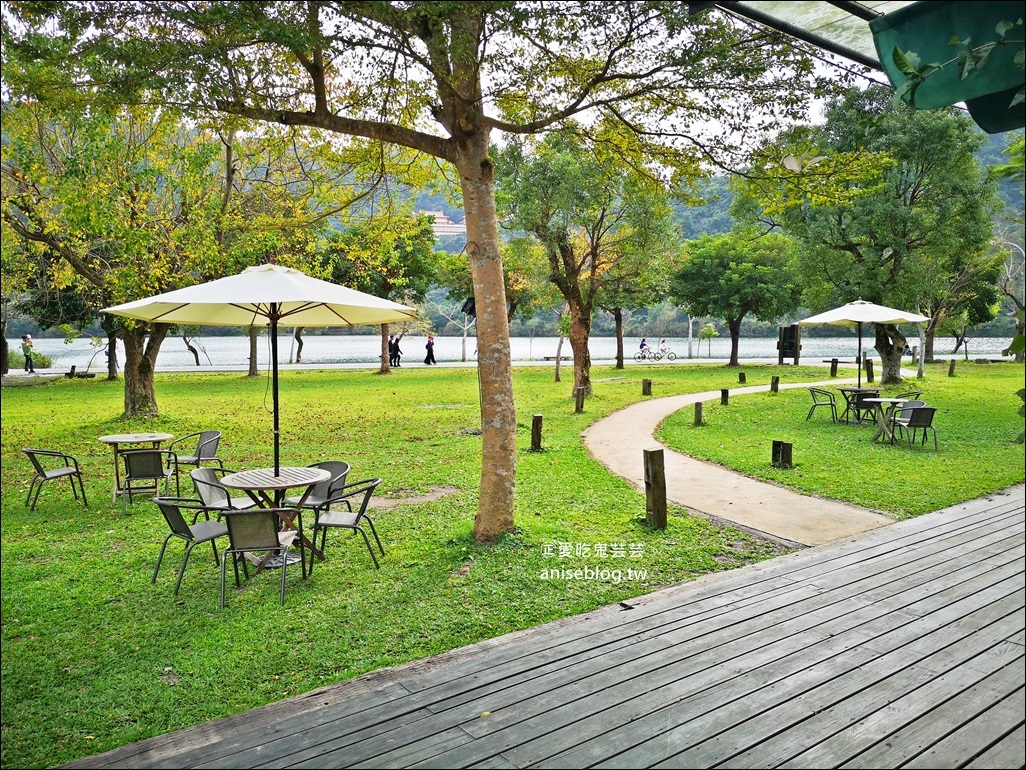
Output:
655,348,677,361
634,348,658,361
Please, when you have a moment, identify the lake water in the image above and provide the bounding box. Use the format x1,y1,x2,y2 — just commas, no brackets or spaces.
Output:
12,334,1016,371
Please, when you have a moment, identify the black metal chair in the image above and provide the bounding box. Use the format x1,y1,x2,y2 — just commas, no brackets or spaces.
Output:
806,388,837,422
220,508,305,608
895,406,939,450
152,497,229,596
282,461,351,515
309,478,384,571
167,431,223,491
190,467,258,520
22,448,88,511
120,449,177,514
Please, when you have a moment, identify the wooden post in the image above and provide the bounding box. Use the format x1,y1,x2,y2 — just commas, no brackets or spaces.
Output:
738,372,746,384
948,359,957,377
642,378,652,396
643,449,667,530
770,375,780,393
771,440,793,469
720,389,729,405
531,414,543,451
694,402,703,426
830,358,839,377
865,357,875,383
575,387,585,413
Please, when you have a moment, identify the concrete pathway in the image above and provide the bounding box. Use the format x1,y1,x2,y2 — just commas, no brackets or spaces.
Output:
583,380,895,547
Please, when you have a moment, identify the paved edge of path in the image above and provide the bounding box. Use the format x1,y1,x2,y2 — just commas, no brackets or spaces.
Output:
583,379,896,547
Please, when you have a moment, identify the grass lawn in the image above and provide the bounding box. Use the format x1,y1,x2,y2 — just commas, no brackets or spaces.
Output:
1,360,1022,768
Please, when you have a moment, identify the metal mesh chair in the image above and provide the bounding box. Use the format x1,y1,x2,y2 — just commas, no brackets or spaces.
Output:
152,497,229,596
282,461,351,514
167,431,223,490
806,388,837,422
190,467,258,519
121,449,177,514
895,406,939,450
309,478,384,571
22,448,88,511
220,508,305,608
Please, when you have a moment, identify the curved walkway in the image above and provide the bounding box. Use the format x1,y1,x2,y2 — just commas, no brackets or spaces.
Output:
583,379,894,547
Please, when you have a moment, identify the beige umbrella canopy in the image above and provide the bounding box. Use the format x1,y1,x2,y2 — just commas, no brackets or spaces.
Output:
104,263,417,472
799,299,930,387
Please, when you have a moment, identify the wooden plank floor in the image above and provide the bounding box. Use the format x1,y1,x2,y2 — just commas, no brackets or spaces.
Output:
64,485,1025,770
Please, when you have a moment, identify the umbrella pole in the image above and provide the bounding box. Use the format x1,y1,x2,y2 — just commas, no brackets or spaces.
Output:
271,308,280,476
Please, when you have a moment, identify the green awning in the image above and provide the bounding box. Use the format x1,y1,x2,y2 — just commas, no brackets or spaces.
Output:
870,0,1025,132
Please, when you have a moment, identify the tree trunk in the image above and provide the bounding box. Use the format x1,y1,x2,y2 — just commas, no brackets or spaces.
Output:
456,140,516,543
554,334,564,382
923,317,940,363
248,328,259,377
183,335,201,366
379,323,390,373
293,327,304,364
874,323,906,385
728,317,742,367
567,298,593,396
613,308,625,370
121,324,169,417
105,335,119,380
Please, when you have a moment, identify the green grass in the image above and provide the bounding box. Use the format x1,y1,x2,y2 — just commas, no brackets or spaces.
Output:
1,361,1022,768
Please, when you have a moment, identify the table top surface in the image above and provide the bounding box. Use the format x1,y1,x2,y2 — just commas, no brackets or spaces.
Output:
98,432,174,444
220,466,331,491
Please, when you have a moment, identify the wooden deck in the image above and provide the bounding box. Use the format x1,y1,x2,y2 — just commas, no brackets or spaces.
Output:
65,485,1025,769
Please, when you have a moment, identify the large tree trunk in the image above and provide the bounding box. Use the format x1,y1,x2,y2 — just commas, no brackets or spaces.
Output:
874,323,906,385
120,324,169,417
923,316,940,363
293,327,304,364
567,297,593,396
456,140,516,543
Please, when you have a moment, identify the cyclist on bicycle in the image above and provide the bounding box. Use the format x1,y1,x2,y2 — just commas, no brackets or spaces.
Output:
659,339,670,356
640,338,651,354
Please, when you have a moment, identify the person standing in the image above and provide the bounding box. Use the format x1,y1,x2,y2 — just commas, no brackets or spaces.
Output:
388,334,398,367
424,334,436,365
393,334,403,367
21,334,35,373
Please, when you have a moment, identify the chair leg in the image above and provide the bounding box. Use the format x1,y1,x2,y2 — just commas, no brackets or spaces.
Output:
279,546,289,605
366,518,385,556
355,526,380,569
174,544,195,596
220,552,230,609
153,534,174,584
75,473,88,507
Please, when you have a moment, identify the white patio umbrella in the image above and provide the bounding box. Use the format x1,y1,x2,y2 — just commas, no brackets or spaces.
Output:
798,299,930,387
103,263,417,473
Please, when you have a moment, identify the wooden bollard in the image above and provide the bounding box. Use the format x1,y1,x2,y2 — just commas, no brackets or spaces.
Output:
948,359,957,377
575,386,586,413
720,389,729,405
770,375,780,393
738,372,746,384
643,449,667,529
830,358,839,377
865,358,875,383
531,414,543,451
642,378,652,396
771,440,793,469
694,402,703,426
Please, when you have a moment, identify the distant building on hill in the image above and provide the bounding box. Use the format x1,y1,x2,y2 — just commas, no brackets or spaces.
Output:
418,210,467,237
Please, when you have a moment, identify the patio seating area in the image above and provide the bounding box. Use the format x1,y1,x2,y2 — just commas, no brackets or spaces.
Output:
62,484,1025,769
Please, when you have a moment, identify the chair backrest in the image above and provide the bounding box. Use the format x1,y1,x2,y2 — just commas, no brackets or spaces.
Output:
896,400,926,420
154,498,193,538
123,450,173,481
907,406,936,428
222,509,285,551
895,391,923,400
343,478,383,520
195,431,222,462
191,467,231,508
312,461,351,499
809,388,833,404
22,449,49,476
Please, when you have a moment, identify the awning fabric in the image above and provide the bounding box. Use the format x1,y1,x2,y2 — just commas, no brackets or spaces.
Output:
870,0,1025,132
